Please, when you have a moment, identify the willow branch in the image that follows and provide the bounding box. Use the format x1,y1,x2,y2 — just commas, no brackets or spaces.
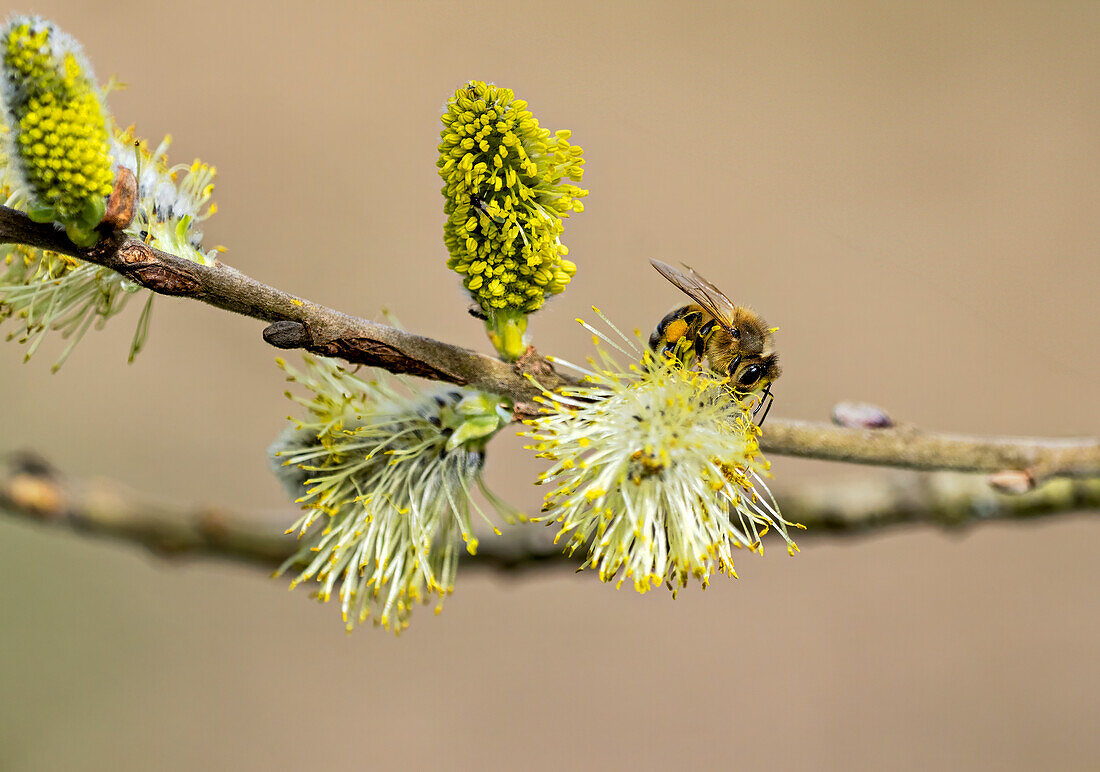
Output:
2,454,1095,574
2,205,1097,480
0,206,571,406
758,422,1099,482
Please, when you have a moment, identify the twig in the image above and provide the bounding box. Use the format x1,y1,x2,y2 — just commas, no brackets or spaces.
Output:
2,205,1098,479
0,205,571,406
1,454,1096,574
759,421,1100,482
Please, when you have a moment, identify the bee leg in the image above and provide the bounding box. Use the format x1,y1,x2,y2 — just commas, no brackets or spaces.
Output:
754,385,775,427
650,307,701,364
758,395,774,426
750,383,767,416
694,318,718,362
671,337,697,366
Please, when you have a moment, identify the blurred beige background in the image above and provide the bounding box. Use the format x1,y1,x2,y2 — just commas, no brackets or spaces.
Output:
2,1,1098,770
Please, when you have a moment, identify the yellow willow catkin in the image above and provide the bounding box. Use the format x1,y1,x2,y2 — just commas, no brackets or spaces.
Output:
2,17,113,246
438,81,586,358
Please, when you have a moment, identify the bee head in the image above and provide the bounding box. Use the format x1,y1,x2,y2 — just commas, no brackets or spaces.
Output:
729,353,781,394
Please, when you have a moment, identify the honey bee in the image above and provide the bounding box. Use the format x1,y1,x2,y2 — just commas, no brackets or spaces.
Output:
648,259,780,424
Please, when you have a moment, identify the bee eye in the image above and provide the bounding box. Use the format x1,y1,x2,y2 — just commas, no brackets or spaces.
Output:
736,363,766,389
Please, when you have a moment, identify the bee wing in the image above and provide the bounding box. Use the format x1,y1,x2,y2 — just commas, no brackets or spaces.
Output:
650,259,739,331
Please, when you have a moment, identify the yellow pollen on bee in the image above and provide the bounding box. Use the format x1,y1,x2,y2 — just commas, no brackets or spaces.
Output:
664,318,688,343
